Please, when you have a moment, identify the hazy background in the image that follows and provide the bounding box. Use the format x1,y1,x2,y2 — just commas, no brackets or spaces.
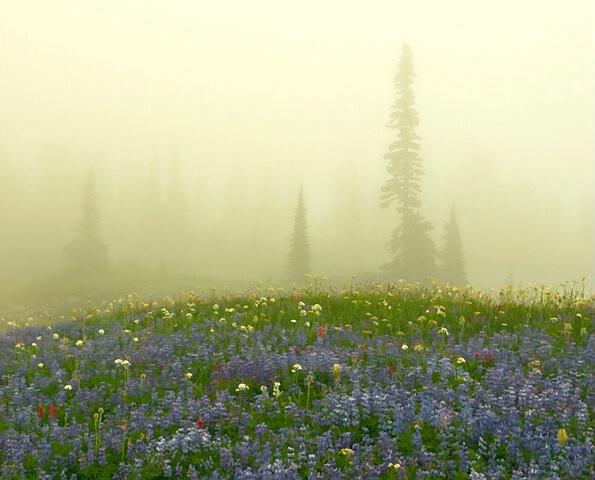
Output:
1,0,593,297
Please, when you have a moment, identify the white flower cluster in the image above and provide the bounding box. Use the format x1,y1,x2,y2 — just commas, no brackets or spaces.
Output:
115,359,131,369
438,327,449,336
272,381,282,399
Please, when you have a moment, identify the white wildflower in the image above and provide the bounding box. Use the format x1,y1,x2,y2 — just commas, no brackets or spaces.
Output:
438,327,449,336
272,381,282,399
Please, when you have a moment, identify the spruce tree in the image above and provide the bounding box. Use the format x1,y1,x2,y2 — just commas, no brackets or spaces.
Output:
287,186,312,280
64,170,108,274
440,206,468,286
380,44,436,281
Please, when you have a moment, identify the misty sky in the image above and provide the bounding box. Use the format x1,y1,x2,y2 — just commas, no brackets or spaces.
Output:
1,0,593,288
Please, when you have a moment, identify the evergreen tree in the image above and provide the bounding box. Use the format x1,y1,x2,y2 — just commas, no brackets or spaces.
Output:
64,170,108,274
380,44,436,281
287,186,312,280
440,206,468,286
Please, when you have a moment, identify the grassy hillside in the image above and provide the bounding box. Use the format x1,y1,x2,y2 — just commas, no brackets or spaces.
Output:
0,278,593,478
0,268,254,331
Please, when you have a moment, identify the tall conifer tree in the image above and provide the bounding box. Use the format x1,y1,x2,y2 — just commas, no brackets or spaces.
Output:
380,44,435,281
64,170,108,274
440,206,468,286
287,186,312,280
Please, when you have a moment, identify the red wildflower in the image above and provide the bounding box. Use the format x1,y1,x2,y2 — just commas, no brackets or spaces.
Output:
387,365,394,380
197,419,204,430
484,352,495,366
38,406,44,420
474,352,481,360
48,405,56,422
213,363,219,372
318,326,325,339
294,346,301,356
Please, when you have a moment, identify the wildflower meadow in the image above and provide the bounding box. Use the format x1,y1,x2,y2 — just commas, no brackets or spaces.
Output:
0,278,594,479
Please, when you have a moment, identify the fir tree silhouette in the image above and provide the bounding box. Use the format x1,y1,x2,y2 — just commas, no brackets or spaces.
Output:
63,170,108,274
287,186,312,280
440,206,468,286
380,44,436,281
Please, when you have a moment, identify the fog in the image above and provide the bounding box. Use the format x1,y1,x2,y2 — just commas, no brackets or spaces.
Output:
1,0,593,296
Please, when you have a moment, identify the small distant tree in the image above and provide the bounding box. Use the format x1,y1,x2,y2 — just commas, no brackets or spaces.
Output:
287,186,312,280
64,170,108,274
380,43,436,281
440,206,468,286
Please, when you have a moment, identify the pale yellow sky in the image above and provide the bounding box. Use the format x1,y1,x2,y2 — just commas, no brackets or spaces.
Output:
0,0,593,287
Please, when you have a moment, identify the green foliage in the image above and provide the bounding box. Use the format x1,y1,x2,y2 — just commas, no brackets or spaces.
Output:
0,276,593,478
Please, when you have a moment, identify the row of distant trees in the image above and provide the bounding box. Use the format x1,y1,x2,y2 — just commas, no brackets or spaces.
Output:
287,190,466,285
287,44,467,285
62,43,467,286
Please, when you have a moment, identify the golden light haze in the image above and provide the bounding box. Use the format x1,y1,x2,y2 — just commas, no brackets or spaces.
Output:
0,0,593,290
